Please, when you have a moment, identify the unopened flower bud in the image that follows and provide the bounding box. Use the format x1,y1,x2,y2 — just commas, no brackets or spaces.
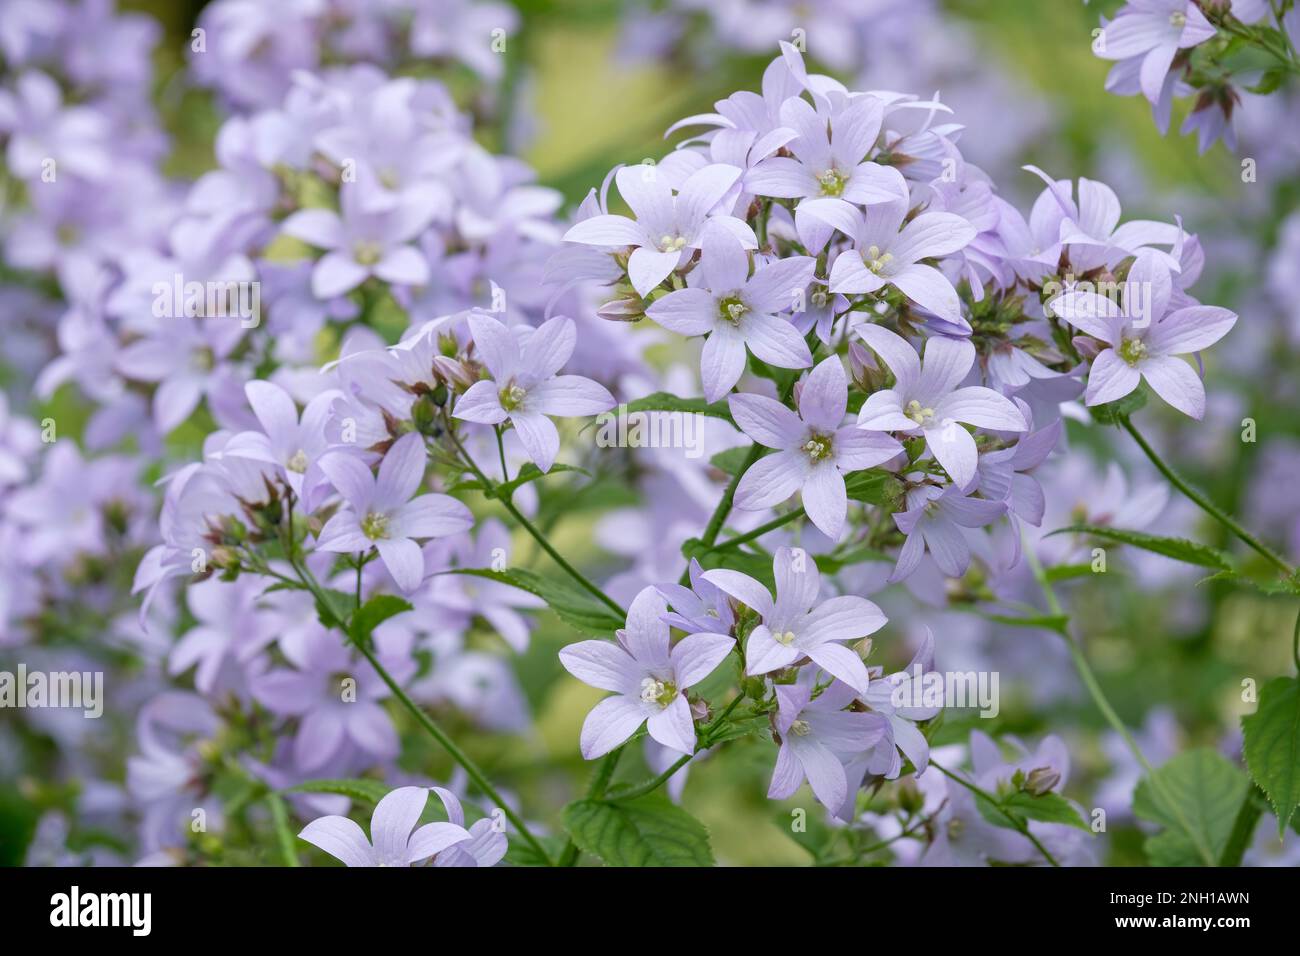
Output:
597,297,645,323
1023,766,1061,796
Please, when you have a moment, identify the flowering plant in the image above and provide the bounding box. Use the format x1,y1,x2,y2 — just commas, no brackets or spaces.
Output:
2,0,1299,872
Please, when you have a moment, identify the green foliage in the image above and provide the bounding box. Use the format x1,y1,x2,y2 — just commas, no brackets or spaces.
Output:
444,567,623,637
562,794,715,866
1241,676,1300,834
284,779,393,804
347,595,414,644
620,392,736,426
1133,749,1250,866
1048,524,1234,570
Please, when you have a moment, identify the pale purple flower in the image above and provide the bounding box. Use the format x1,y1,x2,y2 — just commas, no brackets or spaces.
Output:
281,180,439,298
453,313,615,472
558,586,734,759
316,432,474,592
859,630,943,778
856,325,1027,488
657,557,736,636
251,625,402,772
810,196,976,322
768,670,888,811
890,484,1007,582
299,786,473,868
646,224,815,401
703,546,884,693
427,786,508,868
561,162,754,297
746,94,906,208
1096,1,1215,104
235,380,340,510
729,356,902,538
1050,252,1236,418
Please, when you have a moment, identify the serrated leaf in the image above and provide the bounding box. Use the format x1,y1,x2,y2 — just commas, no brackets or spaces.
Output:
443,567,623,637
1048,524,1233,570
348,594,413,643
562,795,714,866
1242,676,1300,835
1133,749,1248,867
621,392,735,426
999,792,1090,831
284,778,392,804
1198,570,1300,596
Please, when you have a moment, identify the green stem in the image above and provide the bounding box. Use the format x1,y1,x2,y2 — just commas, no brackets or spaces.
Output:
1024,543,1219,866
1121,416,1294,576
446,424,624,615
556,748,622,866
712,508,805,550
930,761,1060,867
352,637,554,866
288,557,555,866
266,793,300,867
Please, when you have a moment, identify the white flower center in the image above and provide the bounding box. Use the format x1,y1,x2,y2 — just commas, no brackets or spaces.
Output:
905,399,935,425
500,383,527,410
864,245,894,274
639,676,677,708
802,433,833,462
287,449,309,474
361,512,390,540
1118,337,1148,367
658,234,687,253
775,630,796,646
1169,11,1186,28
790,719,811,737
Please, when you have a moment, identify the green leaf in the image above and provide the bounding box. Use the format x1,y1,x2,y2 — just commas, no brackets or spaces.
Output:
1047,524,1233,571
704,713,771,745
503,835,567,867
443,567,623,637
1242,676,1300,835
999,792,1090,831
1133,749,1249,867
680,539,776,589
1198,570,1300,596
844,468,904,509
1044,562,1100,583
284,778,392,804
981,611,1070,634
347,595,413,644
620,392,735,426
1089,387,1147,425
562,794,714,866
708,446,753,477
450,462,588,499
311,587,354,628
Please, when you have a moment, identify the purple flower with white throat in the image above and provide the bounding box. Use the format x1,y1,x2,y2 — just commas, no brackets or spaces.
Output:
558,586,734,759
1049,252,1236,419
299,786,472,868
657,557,736,636
746,95,906,207
1095,1,1215,105
646,223,815,401
703,546,884,693
453,313,615,472
769,670,889,812
856,324,1027,488
316,432,473,592
890,484,1007,582
561,162,753,297
729,356,902,539
236,380,340,510
806,196,976,322
281,180,439,299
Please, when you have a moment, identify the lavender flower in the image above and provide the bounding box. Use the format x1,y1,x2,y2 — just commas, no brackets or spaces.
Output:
730,356,902,538
559,587,734,758
453,313,615,472
703,546,884,693
316,432,473,592
299,786,473,867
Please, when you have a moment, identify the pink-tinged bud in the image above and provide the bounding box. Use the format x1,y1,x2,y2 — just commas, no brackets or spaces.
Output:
432,355,476,389
849,341,886,391
597,297,645,322
1023,766,1061,796
1072,336,1102,360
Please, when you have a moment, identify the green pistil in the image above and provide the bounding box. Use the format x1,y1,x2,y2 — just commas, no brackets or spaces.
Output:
1118,337,1148,367
817,168,847,197
361,511,390,540
718,295,748,325
499,383,527,411
639,677,678,709
802,433,833,462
